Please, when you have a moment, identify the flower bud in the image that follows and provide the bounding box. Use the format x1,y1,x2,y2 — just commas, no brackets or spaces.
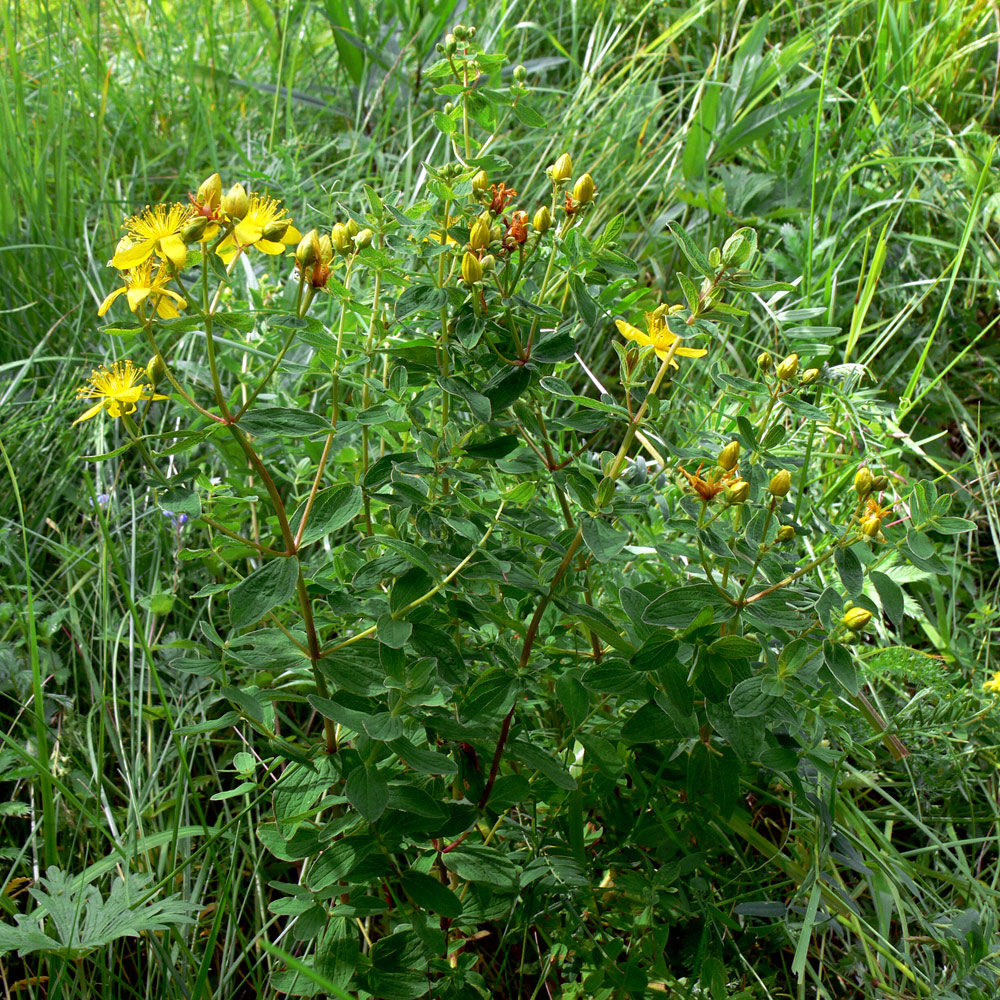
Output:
471,169,489,191
443,33,457,55
261,218,290,242
317,233,332,262
769,469,791,498
345,218,359,239
469,215,491,251
800,367,820,386
480,254,496,273
549,152,573,183
757,351,772,372
872,475,889,492
146,355,167,386
572,173,595,205
776,524,796,542
461,251,482,285
330,223,352,255
725,479,750,505
490,223,505,243
775,353,800,381
452,24,467,40
717,440,740,472
513,64,527,83
842,607,873,631
355,228,374,249
533,205,552,234
862,516,882,538
222,182,249,220
295,229,320,269
180,216,209,243
197,172,222,210
721,229,752,267
854,467,874,498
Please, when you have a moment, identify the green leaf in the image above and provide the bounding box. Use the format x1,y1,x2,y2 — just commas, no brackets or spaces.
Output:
676,271,700,315
484,366,531,411
823,641,858,694
345,765,388,822
377,614,412,649
643,585,737,628
728,677,777,717
871,570,904,629
274,759,336,838
934,516,977,533
512,101,546,128
581,515,628,563
290,485,362,546
460,669,516,723
631,634,681,672
396,283,448,318
705,699,764,762
667,222,713,276
835,546,863,596
238,407,332,439
399,871,463,917
442,846,518,891
230,557,299,628
621,702,677,743
387,738,458,776
156,487,201,518
433,111,457,135
463,436,519,460
709,635,760,660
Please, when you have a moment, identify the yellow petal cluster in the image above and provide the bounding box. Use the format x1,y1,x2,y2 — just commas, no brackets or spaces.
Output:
615,311,708,368
73,360,169,424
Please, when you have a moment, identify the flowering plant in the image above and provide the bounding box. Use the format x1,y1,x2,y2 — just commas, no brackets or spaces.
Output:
71,23,975,998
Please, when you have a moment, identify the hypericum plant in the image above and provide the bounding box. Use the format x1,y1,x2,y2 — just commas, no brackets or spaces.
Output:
60,23,977,1000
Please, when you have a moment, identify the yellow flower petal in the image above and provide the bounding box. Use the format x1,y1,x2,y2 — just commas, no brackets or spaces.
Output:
159,234,188,270
284,225,302,244
155,297,181,319
112,239,156,270
615,319,650,347
255,239,286,255
126,286,152,311
675,346,708,358
72,400,106,425
234,219,264,245
98,286,126,317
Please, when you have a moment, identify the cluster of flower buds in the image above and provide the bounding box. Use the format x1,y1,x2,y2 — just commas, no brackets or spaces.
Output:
757,351,821,388
292,219,370,290
438,23,477,57
853,466,892,542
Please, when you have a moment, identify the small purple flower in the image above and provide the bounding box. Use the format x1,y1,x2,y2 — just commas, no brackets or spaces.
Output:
88,493,111,509
161,509,188,529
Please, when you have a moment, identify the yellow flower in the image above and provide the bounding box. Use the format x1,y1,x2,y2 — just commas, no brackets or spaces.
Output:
216,193,302,262
73,360,169,425
112,203,193,271
615,311,708,367
984,672,1000,696
98,260,187,320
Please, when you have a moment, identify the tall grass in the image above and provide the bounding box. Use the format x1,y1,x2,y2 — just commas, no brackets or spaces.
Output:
2,0,1000,996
